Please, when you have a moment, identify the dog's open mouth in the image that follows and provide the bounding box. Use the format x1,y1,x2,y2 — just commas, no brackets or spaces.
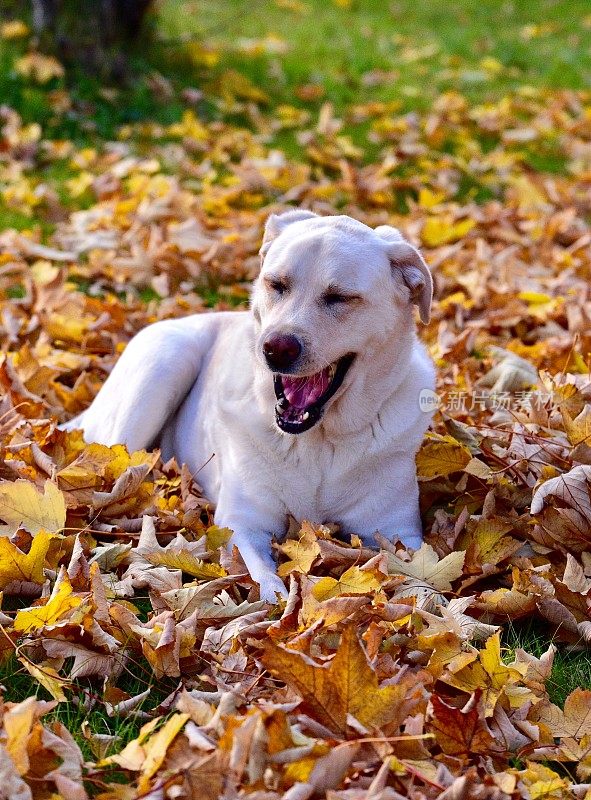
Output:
273,354,355,434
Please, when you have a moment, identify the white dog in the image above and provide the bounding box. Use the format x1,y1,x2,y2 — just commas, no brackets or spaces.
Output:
66,212,435,600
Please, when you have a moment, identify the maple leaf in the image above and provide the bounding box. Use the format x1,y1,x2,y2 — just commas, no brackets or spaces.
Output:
0,480,66,536
133,515,226,579
417,596,499,642
13,569,85,632
1,20,30,39
430,690,501,757
442,632,529,716
561,553,591,595
387,543,465,592
311,563,384,600
4,696,40,775
261,624,427,734
562,405,591,448
536,688,591,744
277,521,322,576
91,463,153,511
459,518,520,569
158,579,265,621
416,433,472,479
0,530,55,590
517,762,570,799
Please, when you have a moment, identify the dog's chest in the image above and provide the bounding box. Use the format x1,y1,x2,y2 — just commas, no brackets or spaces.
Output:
268,430,374,521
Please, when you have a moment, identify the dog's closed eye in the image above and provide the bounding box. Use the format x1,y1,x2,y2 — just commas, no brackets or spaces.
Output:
265,277,289,296
322,291,362,307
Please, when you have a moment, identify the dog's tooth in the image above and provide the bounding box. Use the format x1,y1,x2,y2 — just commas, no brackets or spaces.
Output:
302,412,310,421
276,398,288,411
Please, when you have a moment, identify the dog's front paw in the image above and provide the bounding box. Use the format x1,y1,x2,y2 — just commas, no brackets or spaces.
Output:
256,571,288,603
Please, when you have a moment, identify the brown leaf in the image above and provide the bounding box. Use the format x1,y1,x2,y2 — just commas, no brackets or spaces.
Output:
430,690,500,757
261,624,427,734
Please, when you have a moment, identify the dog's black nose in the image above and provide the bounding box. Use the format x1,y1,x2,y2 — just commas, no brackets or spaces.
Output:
263,334,302,370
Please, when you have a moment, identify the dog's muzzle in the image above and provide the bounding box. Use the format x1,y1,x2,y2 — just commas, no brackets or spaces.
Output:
273,354,355,434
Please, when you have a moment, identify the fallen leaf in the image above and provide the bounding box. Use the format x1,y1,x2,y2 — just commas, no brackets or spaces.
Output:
262,624,427,734
0,480,66,536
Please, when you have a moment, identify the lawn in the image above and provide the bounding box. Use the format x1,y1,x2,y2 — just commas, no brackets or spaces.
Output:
1,0,591,797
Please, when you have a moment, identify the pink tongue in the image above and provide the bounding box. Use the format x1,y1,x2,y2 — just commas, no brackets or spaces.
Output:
282,367,331,409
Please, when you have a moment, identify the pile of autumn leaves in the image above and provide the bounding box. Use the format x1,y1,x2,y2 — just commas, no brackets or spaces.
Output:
1,64,591,799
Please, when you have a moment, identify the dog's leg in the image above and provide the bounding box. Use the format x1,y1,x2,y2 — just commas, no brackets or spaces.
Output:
227,529,288,602
216,485,288,602
64,319,208,452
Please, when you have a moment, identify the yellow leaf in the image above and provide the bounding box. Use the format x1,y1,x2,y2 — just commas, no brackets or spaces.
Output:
480,56,503,74
217,69,270,104
167,110,209,140
45,312,92,343
186,42,220,67
418,188,446,209
99,717,160,770
146,551,227,579
138,713,189,791
1,20,29,39
421,217,475,247
463,518,519,565
442,632,528,715
518,762,569,799
30,259,60,286
14,570,83,632
416,434,471,478
387,543,465,591
312,565,383,601
0,479,66,536
278,521,322,576
99,713,189,791
19,659,67,702
262,625,425,734
15,52,64,83
4,697,37,775
65,171,94,198
205,525,232,551
518,291,552,305
438,290,474,311
563,406,591,448
284,757,317,783
0,531,55,590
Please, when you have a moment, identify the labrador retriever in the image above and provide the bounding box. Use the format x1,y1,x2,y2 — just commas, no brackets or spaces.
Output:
65,211,436,600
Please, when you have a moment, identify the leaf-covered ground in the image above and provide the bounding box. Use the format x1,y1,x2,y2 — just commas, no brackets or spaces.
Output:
2,2,591,798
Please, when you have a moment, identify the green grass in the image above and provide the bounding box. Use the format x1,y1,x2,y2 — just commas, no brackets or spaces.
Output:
0,0,589,227
1,0,591,143
0,0,589,224
0,652,179,761
161,0,591,105
504,620,591,707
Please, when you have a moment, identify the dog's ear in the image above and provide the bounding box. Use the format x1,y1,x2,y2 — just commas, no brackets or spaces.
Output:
260,210,319,259
375,225,433,324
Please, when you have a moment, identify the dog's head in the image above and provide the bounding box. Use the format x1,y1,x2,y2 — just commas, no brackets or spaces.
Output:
251,211,432,434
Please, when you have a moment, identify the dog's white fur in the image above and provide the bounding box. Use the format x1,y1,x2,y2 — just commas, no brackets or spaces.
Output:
66,212,435,600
